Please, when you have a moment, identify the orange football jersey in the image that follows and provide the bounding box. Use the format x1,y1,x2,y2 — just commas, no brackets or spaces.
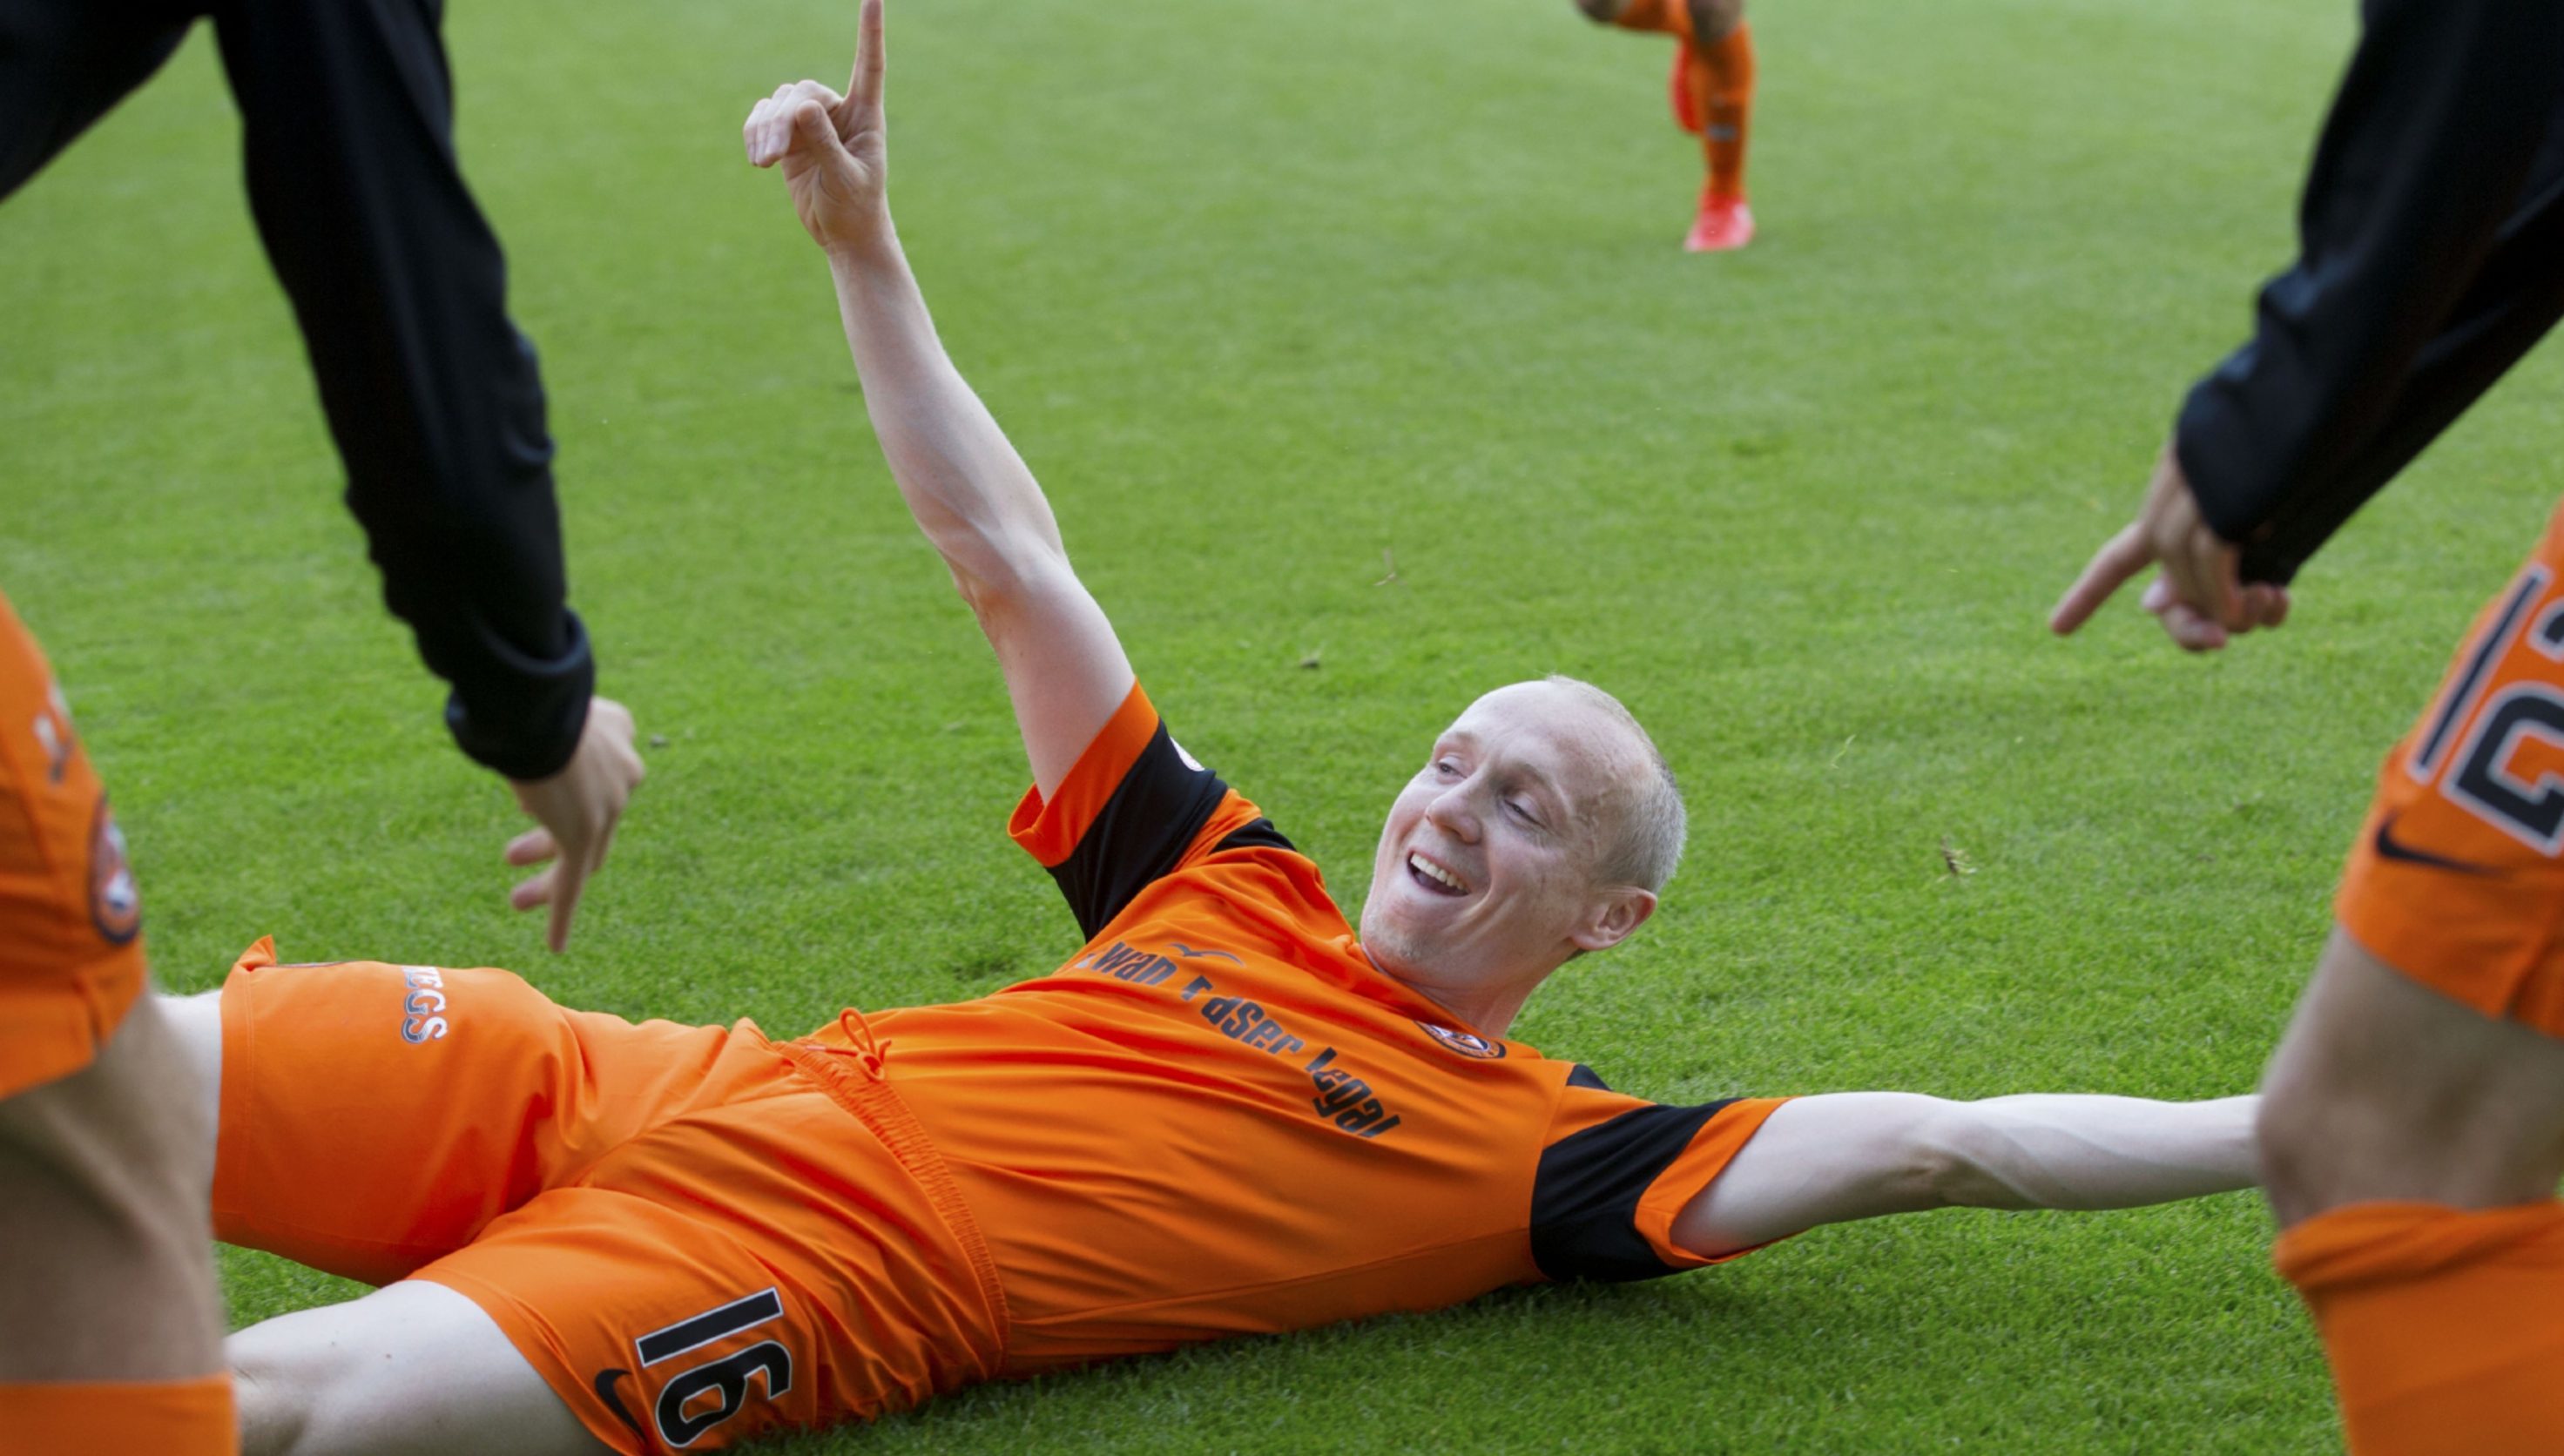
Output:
823,684,1785,1372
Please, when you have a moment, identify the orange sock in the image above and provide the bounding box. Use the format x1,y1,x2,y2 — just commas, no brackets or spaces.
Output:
1697,22,1755,201
2276,1201,2564,1454
0,1376,237,1455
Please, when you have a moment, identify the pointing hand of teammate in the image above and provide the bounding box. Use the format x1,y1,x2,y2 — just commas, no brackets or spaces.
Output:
745,0,890,257
505,696,644,953
2049,439,2290,652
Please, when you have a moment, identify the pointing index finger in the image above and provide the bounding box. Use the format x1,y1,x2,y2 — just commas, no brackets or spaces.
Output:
844,0,886,121
2049,524,2155,636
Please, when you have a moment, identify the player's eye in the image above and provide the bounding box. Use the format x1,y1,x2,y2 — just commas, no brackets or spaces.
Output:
1504,798,1540,826
1432,757,1462,779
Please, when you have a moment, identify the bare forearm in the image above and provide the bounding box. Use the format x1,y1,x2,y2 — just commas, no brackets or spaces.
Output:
1939,1094,2257,1212
824,231,1067,590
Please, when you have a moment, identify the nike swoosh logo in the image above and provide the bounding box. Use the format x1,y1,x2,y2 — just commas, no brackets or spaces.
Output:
592,1369,647,1438
2373,812,2500,877
1171,943,1241,962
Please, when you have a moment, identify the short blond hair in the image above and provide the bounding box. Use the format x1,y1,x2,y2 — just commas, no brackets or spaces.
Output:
1543,676,1686,893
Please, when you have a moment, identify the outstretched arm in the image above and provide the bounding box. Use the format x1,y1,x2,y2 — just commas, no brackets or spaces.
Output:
1675,1092,2257,1258
745,0,1133,797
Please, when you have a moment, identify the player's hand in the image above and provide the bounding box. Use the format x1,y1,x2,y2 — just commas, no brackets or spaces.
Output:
2048,439,2289,652
504,696,644,953
744,0,889,257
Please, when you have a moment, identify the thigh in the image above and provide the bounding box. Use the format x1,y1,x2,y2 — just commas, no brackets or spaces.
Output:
0,0,194,200
0,590,146,1101
2260,927,2564,1223
231,1279,610,1456
408,1081,1005,1453
0,994,223,1380
213,944,743,1285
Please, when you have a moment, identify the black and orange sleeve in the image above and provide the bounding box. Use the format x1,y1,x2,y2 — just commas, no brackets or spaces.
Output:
1009,683,1293,939
1529,1067,1789,1282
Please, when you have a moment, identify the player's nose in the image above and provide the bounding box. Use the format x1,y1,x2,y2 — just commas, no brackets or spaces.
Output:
1423,780,1483,844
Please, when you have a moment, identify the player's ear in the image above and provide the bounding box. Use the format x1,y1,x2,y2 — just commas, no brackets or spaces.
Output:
1569,886,1656,954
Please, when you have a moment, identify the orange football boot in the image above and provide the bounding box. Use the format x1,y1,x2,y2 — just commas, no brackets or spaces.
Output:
1683,189,1753,252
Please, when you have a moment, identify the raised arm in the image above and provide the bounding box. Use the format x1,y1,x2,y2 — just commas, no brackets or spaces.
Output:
1674,1092,2257,1259
745,0,1133,797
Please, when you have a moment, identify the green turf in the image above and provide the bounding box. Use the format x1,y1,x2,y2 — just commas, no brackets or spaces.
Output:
7,0,2558,1448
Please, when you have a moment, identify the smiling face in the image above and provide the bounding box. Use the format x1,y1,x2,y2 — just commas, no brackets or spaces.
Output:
1358,680,1665,1034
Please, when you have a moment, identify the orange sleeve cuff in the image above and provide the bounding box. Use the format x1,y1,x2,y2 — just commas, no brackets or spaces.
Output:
1008,683,1160,868
1635,1095,1792,1270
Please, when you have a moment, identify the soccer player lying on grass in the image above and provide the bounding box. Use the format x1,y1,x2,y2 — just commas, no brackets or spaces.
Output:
169,7,2255,1453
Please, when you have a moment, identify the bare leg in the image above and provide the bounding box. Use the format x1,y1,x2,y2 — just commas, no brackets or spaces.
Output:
0,991,224,1381
1685,0,1742,43
232,1281,610,1456
2257,927,2564,1225
163,986,224,1190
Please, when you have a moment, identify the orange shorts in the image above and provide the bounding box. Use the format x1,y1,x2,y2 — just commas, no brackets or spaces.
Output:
0,591,145,1100
213,942,1008,1453
2339,502,2564,1037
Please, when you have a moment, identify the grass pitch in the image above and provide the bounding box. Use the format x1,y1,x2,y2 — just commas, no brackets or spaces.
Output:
9,0,2563,1449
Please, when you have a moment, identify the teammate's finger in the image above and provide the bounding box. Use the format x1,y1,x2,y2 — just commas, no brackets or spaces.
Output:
506,826,557,866
2049,525,2153,636
544,849,590,954
2161,533,2240,631
2263,585,2291,629
2154,598,2229,653
510,863,555,913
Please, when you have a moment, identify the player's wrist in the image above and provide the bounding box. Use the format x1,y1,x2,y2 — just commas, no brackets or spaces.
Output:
822,212,899,271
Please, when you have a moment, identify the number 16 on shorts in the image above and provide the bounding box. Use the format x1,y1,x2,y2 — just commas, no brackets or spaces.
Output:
604,1289,793,1449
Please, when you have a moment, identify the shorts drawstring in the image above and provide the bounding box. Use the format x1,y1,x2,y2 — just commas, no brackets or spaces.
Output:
784,1014,1010,1377
819,1008,894,1079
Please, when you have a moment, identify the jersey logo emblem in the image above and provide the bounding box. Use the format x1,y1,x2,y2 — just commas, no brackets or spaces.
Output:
2372,811,2499,878
87,800,140,945
1416,1021,1505,1059
1171,941,1240,962
592,1369,646,1439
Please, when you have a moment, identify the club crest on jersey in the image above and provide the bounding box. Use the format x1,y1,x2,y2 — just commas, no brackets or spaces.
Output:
1415,1021,1505,1060
88,799,139,945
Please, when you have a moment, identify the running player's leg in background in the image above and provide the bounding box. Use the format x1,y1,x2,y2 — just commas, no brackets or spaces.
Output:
229,1283,610,1456
1567,0,1754,250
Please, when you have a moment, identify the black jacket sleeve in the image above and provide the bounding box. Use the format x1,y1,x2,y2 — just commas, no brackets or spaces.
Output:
214,0,592,780
2174,0,2564,584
